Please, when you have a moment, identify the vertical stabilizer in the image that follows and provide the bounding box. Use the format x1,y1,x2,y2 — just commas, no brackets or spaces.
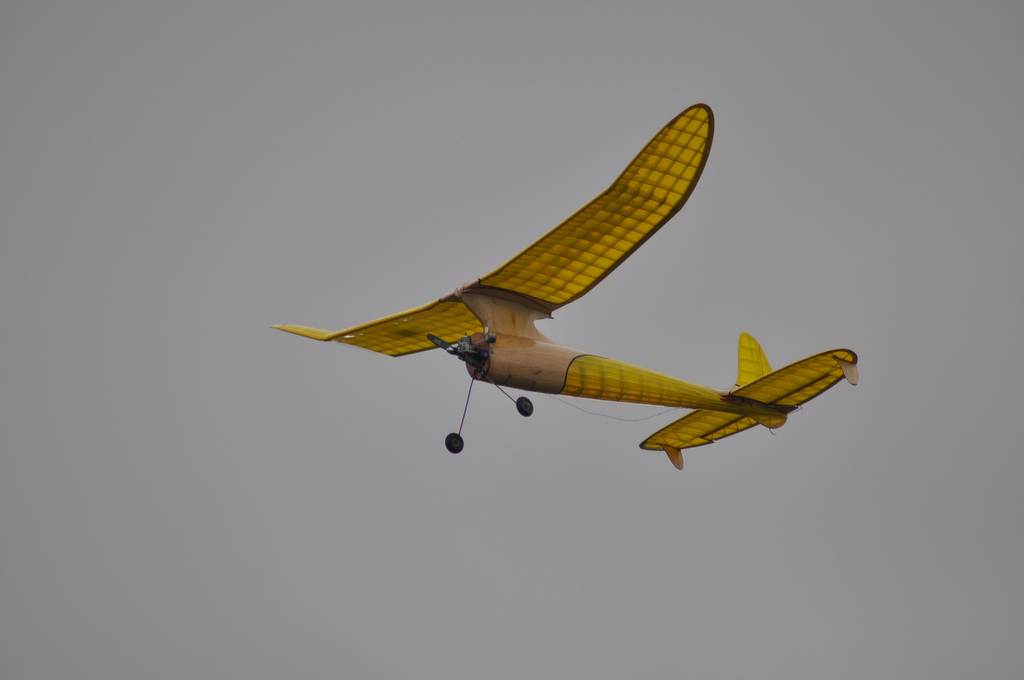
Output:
736,333,772,387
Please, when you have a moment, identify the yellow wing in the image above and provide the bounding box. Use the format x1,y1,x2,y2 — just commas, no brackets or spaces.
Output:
470,104,714,310
273,300,482,357
276,104,713,355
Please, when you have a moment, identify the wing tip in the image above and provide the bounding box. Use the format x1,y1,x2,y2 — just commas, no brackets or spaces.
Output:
272,324,338,341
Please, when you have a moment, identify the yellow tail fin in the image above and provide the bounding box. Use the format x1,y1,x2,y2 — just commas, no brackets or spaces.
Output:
736,332,772,387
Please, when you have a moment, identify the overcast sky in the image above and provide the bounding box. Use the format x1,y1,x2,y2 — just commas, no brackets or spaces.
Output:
3,1,1023,678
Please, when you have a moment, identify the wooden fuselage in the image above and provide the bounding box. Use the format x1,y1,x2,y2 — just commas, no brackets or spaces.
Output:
457,290,784,422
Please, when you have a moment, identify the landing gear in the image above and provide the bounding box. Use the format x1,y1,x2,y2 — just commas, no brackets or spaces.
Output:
445,432,464,454
516,396,534,417
428,331,534,455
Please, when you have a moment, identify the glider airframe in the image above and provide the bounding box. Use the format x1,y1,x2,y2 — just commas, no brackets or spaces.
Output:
275,104,858,469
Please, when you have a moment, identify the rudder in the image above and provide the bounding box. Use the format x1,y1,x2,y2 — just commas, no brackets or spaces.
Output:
736,332,772,387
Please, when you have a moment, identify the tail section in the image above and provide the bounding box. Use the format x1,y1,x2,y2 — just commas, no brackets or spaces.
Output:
641,336,858,469
734,332,786,428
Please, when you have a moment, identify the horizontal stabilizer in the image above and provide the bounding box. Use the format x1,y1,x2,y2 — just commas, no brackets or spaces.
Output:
641,409,761,454
641,347,858,466
732,349,857,408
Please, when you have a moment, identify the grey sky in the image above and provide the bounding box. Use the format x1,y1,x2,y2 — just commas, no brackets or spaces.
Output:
2,1,1023,678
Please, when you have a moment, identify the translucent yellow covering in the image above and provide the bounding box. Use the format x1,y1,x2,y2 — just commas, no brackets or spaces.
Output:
641,349,858,452
642,411,760,452
560,355,724,408
733,349,857,408
273,300,482,357
736,332,772,387
476,104,713,309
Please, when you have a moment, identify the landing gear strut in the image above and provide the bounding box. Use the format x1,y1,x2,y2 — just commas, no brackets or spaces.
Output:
430,331,534,454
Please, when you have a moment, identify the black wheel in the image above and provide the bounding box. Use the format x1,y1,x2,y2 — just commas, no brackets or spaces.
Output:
516,396,534,417
445,432,464,454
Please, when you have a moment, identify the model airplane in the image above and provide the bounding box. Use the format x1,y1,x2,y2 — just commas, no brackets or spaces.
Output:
275,104,857,469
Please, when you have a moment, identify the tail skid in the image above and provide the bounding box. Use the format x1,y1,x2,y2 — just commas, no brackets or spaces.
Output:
642,334,858,469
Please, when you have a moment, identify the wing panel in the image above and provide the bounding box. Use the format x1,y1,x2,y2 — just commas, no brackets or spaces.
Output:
274,300,482,357
476,104,713,308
